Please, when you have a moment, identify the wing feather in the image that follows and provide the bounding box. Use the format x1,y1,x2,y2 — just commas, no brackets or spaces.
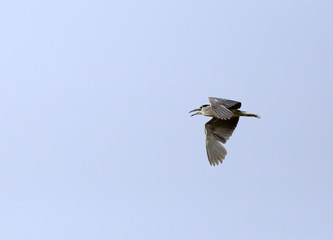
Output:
208,98,234,119
208,97,242,109
204,117,239,166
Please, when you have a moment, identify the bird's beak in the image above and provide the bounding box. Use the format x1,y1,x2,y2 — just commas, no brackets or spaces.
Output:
189,108,200,116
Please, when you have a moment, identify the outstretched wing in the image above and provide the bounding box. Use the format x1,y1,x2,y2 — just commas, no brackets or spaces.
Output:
209,97,241,109
208,97,240,120
204,117,240,166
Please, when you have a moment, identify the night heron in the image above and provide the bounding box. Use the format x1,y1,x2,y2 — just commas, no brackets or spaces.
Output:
189,97,259,166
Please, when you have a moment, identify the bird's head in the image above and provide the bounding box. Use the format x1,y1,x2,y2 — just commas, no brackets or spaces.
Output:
189,104,209,116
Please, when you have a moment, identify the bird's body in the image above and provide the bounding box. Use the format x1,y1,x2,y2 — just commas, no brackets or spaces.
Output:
190,97,259,119
190,97,259,166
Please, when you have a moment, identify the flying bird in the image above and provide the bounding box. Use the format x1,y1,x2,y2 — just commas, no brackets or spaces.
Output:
189,97,259,166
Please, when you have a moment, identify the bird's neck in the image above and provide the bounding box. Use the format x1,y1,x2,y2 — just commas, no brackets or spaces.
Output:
202,108,215,117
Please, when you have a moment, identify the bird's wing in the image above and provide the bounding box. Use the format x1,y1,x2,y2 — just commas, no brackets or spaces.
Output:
208,98,234,119
205,117,240,166
209,97,242,109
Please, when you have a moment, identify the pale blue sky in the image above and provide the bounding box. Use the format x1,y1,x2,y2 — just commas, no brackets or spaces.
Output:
1,0,332,239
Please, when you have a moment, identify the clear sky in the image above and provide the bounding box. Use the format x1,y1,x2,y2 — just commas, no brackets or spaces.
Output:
1,0,332,239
